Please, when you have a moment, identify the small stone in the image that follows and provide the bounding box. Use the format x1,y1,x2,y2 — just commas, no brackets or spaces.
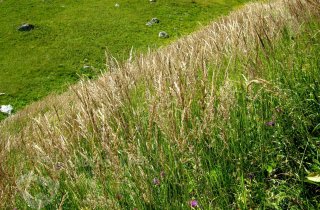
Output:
0,105,13,115
151,18,159,23
18,23,34,31
146,18,160,26
159,31,169,38
115,3,119,7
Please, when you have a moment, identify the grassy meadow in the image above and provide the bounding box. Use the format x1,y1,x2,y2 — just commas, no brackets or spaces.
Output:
0,0,250,119
0,0,320,209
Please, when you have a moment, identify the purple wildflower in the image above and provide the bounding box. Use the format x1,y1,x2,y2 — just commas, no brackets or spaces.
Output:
265,121,275,127
189,199,198,208
153,178,160,186
247,173,255,180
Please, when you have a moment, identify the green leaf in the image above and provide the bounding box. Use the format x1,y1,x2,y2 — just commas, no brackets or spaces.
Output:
267,165,273,174
306,172,320,183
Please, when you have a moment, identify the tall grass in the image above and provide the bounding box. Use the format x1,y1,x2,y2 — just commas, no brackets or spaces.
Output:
0,0,319,209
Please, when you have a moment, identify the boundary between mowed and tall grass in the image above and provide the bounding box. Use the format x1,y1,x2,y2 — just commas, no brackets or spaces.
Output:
0,0,254,120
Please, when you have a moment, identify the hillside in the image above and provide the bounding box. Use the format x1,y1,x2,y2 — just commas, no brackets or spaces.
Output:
0,0,319,209
0,0,250,118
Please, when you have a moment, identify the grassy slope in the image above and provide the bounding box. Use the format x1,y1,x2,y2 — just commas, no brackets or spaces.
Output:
0,0,250,117
0,0,319,209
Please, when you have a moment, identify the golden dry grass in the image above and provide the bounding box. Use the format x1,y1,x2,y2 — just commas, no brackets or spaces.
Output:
0,0,319,208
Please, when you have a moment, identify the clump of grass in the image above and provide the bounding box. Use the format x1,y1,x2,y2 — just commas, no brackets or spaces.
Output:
0,0,319,209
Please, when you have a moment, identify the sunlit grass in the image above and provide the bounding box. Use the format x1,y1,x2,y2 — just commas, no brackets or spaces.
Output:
0,0,319,209
0,0,251,119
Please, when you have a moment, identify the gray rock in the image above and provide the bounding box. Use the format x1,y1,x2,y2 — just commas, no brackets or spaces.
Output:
18,23,34,31
151,18,159,23
146,18,160,26
159,31,169,38
0,105,13,115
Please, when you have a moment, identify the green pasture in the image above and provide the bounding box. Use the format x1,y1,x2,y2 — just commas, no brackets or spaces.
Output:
0,0,250,118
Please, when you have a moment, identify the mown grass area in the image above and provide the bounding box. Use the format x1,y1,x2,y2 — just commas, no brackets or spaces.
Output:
0,0,250,120
0,0,319,209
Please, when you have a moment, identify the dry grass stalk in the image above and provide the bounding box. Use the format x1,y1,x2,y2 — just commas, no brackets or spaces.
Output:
0,0,319,207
